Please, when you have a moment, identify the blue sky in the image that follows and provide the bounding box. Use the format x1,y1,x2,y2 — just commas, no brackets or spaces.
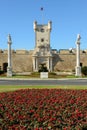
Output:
0,0,87,50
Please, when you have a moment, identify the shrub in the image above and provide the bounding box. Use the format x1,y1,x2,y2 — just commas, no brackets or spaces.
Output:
81,66,87,76
38,64,48,72
0,70,4,75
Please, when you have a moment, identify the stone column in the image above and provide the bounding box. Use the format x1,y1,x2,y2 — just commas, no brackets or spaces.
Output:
33,57,38,72
33,57,35,71
36,58,38,72
75,34,81,76
7,34,12,77
47,57,50,71
50,57,52,72
47,57,52,72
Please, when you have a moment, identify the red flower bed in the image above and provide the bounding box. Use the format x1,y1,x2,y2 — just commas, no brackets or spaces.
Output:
0,89,87,129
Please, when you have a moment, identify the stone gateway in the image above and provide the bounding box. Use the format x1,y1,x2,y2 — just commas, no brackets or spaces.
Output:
33,21,52,72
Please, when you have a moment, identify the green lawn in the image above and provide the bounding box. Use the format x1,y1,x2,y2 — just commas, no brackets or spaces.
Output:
0,85,87,92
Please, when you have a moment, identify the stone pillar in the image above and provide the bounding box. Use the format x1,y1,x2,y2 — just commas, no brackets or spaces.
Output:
75,34,81,76
47,57,52,72
33,57,35,71
36,58,38,72
33,57,38,72
7,34,12,77
47,57,50,71
50,57,52,72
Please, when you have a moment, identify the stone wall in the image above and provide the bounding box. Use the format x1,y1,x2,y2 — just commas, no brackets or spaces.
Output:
53,51,87,72
0,49,87,72
53,54,76,72
12,54,33,72
0,50,33,72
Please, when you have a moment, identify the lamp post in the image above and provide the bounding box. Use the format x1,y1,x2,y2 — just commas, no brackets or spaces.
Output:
7,34,12,77
75,34,81,76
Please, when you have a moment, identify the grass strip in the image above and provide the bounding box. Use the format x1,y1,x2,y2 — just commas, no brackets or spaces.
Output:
0,85,87,92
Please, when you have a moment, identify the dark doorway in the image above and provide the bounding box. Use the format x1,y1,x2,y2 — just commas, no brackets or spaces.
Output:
3,63,8,72
80,63,83,67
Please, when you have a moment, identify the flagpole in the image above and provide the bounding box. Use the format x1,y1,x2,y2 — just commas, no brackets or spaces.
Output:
41,7,43,24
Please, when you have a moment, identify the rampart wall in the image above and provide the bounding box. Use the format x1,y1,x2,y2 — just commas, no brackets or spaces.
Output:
0,49,87,72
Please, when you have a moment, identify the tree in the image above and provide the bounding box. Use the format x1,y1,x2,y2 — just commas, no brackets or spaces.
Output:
38,63,48,72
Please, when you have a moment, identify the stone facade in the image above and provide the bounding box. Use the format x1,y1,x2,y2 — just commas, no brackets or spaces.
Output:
32,21,52,72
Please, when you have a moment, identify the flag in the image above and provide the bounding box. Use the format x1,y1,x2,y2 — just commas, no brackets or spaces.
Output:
41,7,43,11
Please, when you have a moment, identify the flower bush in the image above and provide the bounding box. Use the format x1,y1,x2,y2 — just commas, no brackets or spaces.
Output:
0,89,87,129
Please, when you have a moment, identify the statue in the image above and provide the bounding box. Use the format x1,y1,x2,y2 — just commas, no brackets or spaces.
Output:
77,34,81,43
8,34,12,44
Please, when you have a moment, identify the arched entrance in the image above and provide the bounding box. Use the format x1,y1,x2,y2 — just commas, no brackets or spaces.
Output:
3,63,8,72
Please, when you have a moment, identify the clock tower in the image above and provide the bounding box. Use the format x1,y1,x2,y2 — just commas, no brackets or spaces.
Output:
33,21,53,72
